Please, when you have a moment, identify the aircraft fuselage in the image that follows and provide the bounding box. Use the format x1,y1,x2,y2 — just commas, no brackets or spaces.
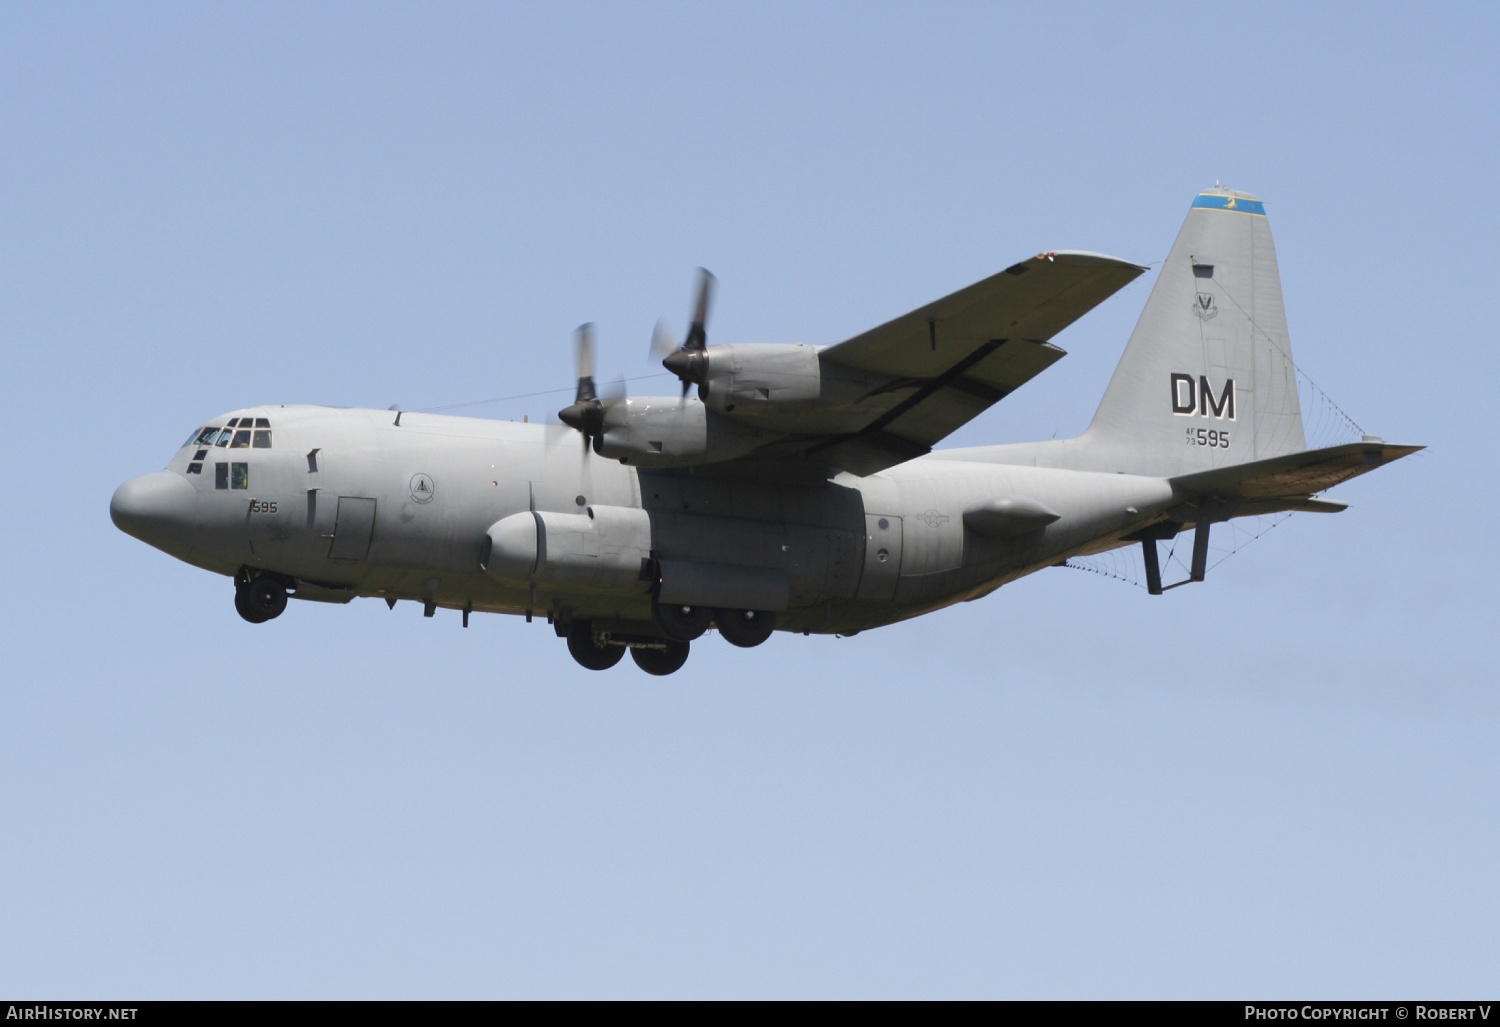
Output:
114,403,1177,637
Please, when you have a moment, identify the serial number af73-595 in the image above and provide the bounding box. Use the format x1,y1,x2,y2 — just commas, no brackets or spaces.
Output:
1187,427,1231,448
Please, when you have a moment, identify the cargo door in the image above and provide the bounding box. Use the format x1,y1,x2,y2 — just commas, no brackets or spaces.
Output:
328,497,376,560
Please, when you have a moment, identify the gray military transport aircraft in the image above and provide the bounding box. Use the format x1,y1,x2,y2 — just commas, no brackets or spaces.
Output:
112,188,1418,675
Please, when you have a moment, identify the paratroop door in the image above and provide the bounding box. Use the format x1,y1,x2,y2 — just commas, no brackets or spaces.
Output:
328,496,376,560
854,514,902,602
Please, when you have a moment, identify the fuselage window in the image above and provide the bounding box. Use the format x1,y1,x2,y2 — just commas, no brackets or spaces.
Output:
254,417,270,428
187,462,203,474
230,462,249,489
215,429,233,447
184,428,202,448
215,462,229,489
226,417,240,427
194,449,208,461
253,430,272,448
230,430,252,449
195,427,220,446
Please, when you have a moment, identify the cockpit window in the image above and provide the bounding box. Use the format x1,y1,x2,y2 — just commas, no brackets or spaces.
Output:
193,417,271,451
213,462,249,489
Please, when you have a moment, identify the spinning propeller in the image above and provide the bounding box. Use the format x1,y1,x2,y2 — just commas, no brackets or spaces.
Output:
556,323,622,452
558,268,715,448
653,267,716,399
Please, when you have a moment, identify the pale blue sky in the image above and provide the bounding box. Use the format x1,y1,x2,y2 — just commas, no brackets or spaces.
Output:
2,1,1496,998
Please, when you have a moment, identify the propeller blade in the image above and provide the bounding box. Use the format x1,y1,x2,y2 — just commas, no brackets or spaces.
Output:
650,318,680,360
599,375,627,407
559,323,604,440
684,267,715,352
574,323,597,403
662,268,716,390
541,418,575,444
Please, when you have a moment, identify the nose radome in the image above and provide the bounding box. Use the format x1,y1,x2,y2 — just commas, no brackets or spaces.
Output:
111,471,197,549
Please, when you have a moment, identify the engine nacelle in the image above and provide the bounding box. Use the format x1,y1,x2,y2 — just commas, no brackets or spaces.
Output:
594,397,775,467
482,505,653,594
699,343,822,411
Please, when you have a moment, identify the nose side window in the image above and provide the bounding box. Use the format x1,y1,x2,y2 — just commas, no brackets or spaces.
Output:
215,462,229,489
230,462,249,489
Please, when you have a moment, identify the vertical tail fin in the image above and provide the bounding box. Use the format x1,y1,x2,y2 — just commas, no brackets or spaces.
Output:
1084,188,1305,476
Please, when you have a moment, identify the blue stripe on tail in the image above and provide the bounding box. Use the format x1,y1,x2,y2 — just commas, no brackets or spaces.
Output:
1192,194,1267,216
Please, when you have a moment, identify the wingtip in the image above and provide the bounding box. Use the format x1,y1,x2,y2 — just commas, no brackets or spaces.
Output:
1043,250,1151,273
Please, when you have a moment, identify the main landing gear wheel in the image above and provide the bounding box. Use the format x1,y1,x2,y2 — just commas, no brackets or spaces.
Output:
567,621,625,671
714,608,776,648
235,577,287,623
631,639,690,676
653,600,712,641
234,588,267,624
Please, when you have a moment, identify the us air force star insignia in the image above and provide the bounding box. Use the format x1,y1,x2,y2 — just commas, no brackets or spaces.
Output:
921,509,950,528
1192,292,1218,320
409,473,435,504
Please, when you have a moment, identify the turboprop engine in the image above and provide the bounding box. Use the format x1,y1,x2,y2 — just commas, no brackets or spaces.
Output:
560,267,885,467
593,397,775,467
667,343,823,410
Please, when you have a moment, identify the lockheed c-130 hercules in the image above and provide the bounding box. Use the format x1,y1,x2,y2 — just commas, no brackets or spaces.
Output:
112,188,1419,675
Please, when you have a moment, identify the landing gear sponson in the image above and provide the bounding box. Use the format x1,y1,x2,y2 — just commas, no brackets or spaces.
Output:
563,619,688,675
557,600,778,675
227,572,770,676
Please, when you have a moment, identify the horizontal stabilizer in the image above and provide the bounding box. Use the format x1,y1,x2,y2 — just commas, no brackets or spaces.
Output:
1171,440,1422,504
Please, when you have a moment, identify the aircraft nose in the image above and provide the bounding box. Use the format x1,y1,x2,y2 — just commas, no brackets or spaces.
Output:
111,470,197,549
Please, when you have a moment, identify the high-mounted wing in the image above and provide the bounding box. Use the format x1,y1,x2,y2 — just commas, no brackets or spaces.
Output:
584,252,1147,478
796,251,1147,473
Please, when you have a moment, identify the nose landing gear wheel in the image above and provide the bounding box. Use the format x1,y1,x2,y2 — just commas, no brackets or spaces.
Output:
714,608,776,648
653,600,712,641
566,621,625,671
631,639,690,676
